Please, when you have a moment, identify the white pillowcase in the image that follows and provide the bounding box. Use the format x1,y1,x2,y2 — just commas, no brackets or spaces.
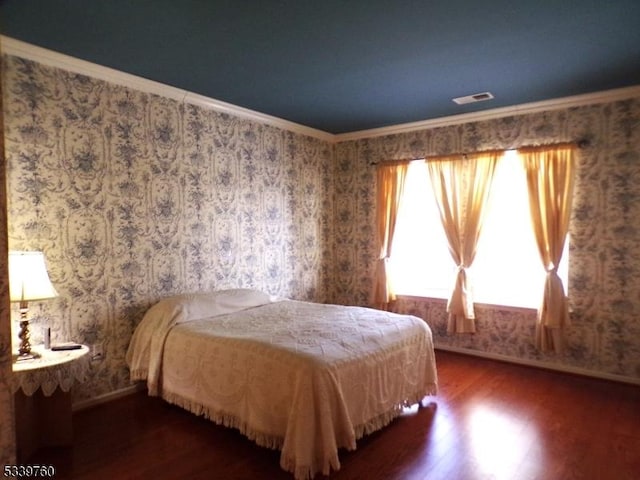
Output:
163,288,276,324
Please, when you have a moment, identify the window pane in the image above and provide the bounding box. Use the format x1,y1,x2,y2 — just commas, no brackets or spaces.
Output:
473,152,538,307
389,161,455,299
388,152,569,309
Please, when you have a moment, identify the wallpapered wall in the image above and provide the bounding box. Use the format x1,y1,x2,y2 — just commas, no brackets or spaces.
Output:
334,98,640,381
1,54,334,410
0,54,16,466
1,49,639,463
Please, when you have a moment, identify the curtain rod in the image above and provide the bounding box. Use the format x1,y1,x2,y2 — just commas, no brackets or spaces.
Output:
371,139,590,166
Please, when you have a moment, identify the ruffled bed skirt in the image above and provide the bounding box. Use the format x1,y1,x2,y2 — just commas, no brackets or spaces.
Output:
160,388,435,479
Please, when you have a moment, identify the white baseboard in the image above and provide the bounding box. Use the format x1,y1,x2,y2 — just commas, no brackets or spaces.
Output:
72,384,145,411
435,344,640,386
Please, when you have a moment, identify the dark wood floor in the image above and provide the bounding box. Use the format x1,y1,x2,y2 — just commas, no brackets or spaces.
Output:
31,351,640,480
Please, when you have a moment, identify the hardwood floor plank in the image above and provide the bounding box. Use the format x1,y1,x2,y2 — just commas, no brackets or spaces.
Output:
28,351,640,479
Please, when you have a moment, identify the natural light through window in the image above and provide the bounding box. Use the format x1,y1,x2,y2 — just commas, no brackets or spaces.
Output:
388,160,455,300
468,406,540,479
389,151,568,309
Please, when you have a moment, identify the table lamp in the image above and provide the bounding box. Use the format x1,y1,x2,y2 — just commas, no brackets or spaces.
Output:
9,251,59,359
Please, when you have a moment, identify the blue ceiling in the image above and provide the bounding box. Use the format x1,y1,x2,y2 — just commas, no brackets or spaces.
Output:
1,0,639,134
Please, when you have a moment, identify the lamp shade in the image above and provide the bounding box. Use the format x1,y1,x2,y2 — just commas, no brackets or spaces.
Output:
8,251,59,302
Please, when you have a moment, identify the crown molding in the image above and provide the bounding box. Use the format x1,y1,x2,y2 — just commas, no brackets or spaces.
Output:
181,91,332,142
0,36,334,143
334,85,640,142
3,36,639,145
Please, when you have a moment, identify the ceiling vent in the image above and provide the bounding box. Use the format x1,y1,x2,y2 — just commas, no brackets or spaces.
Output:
452,92,495,105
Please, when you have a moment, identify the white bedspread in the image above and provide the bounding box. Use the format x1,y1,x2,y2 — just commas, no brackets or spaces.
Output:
127,291,437,479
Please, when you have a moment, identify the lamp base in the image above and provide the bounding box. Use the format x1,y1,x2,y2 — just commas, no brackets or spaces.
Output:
17,318,38,359
14,351,41,362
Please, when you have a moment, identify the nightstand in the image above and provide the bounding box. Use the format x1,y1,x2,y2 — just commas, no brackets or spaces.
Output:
12,345,89,461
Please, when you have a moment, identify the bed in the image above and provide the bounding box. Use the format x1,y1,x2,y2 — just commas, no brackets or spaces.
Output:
126,289,437,479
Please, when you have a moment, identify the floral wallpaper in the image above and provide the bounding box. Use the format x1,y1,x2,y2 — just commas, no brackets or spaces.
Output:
0,54,16,467
1,54,334,411
333,99,640,381
1,47,639,462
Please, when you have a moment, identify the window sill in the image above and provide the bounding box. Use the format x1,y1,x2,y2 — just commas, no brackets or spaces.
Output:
395,294,538,314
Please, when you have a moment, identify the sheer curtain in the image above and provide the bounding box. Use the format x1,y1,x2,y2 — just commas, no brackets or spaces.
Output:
374,161,410,309
520,144,576,352
427,151,501,333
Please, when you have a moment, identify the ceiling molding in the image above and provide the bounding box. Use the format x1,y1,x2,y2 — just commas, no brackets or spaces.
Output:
2,36,639,146
0,36,334,143
334,85,640,142
1,36,187,102
181,91,333,142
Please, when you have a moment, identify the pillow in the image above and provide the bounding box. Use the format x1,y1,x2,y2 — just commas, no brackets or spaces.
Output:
151,288,276,325
178,288,275,323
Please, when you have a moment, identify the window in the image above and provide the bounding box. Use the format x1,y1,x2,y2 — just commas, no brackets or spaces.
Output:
388,151,568,309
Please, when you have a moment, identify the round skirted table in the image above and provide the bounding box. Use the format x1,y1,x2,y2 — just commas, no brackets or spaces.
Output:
12,345,90,461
